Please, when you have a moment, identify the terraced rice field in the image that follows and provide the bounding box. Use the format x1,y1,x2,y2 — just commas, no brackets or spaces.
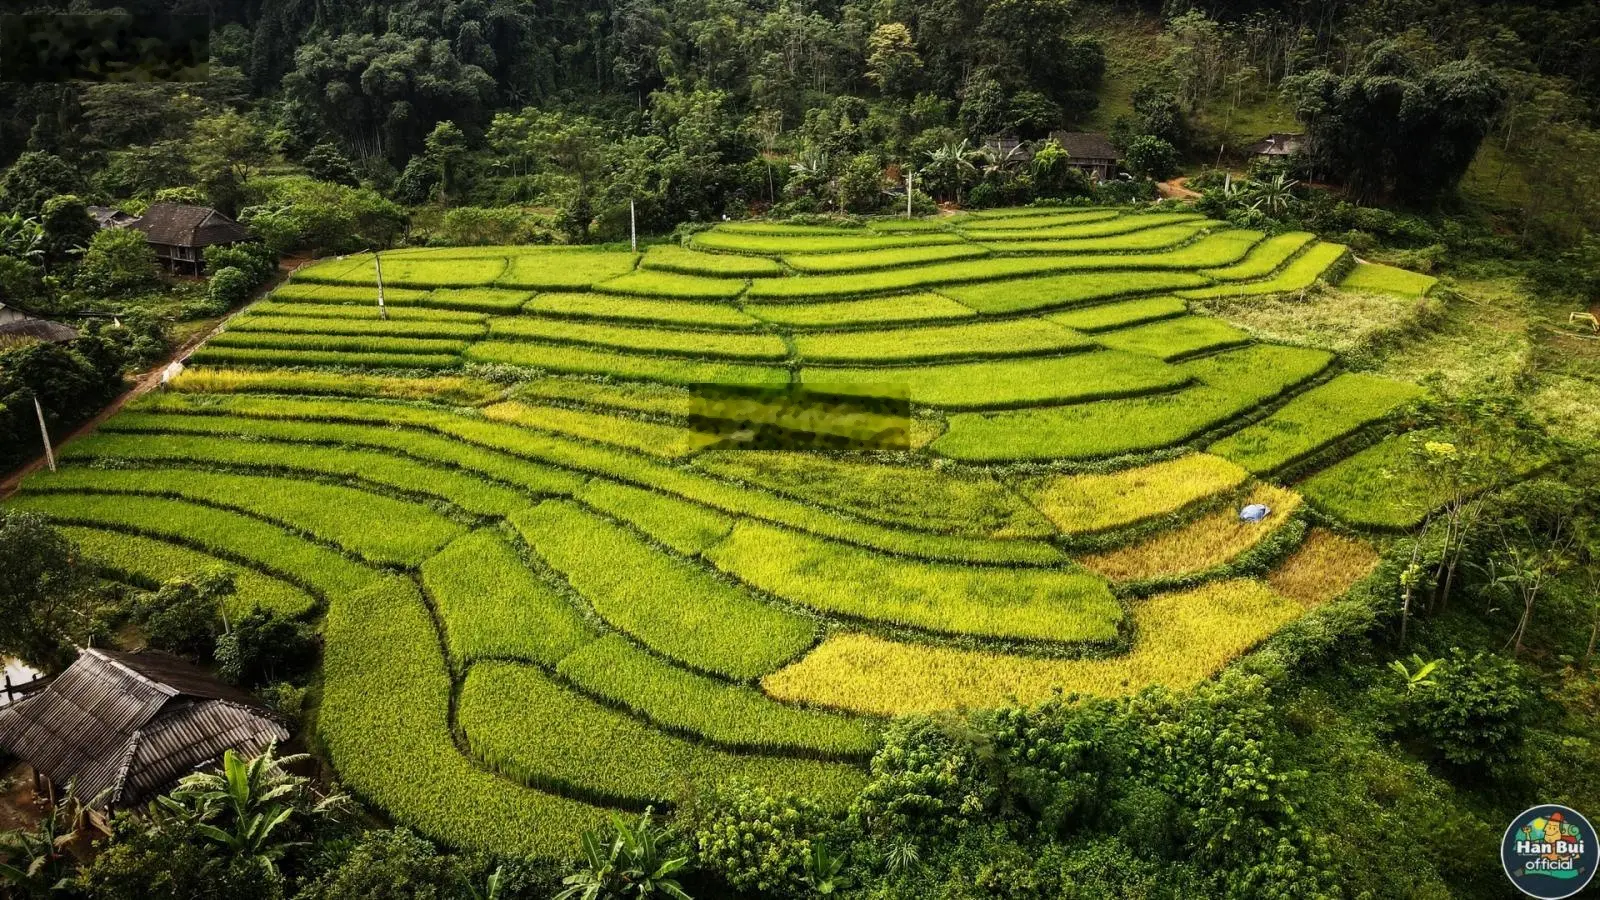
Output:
7,207,1434,856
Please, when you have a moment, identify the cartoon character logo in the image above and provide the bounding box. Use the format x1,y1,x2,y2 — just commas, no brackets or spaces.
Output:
1503,805,1597,899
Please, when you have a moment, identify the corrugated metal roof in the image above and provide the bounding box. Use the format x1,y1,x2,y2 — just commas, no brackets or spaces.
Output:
0,650,286,807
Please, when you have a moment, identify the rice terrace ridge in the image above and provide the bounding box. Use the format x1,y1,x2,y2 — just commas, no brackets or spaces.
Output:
4,209,1436,853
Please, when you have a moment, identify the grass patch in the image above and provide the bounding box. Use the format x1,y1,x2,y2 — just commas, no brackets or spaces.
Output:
750,258,1209,302
1093,315,1252,360
642,244,783,277
704,520,1121,644
208,331,470,356
1295,434,1435,528
59,431,527,516
1338,261,1437,297
1197,232,1316,280
464,341,790,387
228,314,486,340
8,493,378,600
458,661,865,809
556,634,878,758
743,293,977,328
854,344,1334,461
104,410,585,498
1082,483,1302,581
691,449,1054,538
422,288,533,313
486,317,786,360
800,350,1188,410
129,393,1062,565
962,212,1207,241
481,401,721,457
939,270,1211,314
511,501,816,680
421,529,596,667
761,579,1303,715
1047,296,1188,332
527,292,759,329
319,577,609,855
784,243,988,273
170,369,502,404
957,210,1123,230
1021,453,1250,535
977,221,1214,254
693,230,960,255
274,281,431,304
595,269,749,300
1182,243,1351,299
794,319,1089,364
23,468,464,567
575,479,734,555
1265,528,1380,607
1208,373,1422,474
64,526,315,619
866,217,951,232
497,251,639,290
250,299,484,322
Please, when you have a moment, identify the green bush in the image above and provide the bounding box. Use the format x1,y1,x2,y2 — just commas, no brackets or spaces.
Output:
1123,136,1179,180
207,266,255,312
76,227,159,297
133,570,230,661
684,781,829,896
1402,649,1533,769
213,607,319,687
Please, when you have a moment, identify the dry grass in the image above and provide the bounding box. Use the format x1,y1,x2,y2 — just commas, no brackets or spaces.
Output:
1081,483,1302,581
1021,453,1249,535
1265,528,1380,607
761,579,1302,715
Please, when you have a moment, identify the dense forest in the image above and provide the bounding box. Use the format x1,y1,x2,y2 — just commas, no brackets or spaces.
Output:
0,0,1598,897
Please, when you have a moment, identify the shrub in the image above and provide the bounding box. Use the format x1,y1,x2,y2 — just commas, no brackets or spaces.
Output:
685,781,828,896
76,227,159,297
207,266,255,312
295,828,466,900
133,570,230,660
1123,136,1179,180
1402,648,1533,769
214,607,319,687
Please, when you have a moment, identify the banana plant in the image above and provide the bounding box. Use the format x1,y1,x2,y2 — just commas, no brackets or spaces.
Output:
556,808,692,900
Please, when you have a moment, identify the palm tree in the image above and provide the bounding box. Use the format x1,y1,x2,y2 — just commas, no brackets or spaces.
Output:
557,809,691,900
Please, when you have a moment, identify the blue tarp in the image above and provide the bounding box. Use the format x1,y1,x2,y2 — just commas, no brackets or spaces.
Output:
1239,504,1271,523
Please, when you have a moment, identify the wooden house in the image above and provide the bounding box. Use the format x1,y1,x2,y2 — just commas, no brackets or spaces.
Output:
1247,132,1306,158
0,648,287,827
1048,132,1122,181
129,203,251,274
86,206,138,229
0,302,78,344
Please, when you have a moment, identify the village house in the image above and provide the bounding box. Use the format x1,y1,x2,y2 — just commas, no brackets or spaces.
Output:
1048,131,1122,181
1247,132,1306,158
0,648,287,829
128,202,252,275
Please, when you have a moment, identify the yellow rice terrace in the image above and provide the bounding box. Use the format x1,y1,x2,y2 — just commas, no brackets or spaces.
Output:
7,208,1444,855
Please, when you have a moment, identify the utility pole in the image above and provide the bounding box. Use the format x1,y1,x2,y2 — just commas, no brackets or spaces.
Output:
33,395,54,472
374,251,387,320
906,170,914,219
630,200,638,253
